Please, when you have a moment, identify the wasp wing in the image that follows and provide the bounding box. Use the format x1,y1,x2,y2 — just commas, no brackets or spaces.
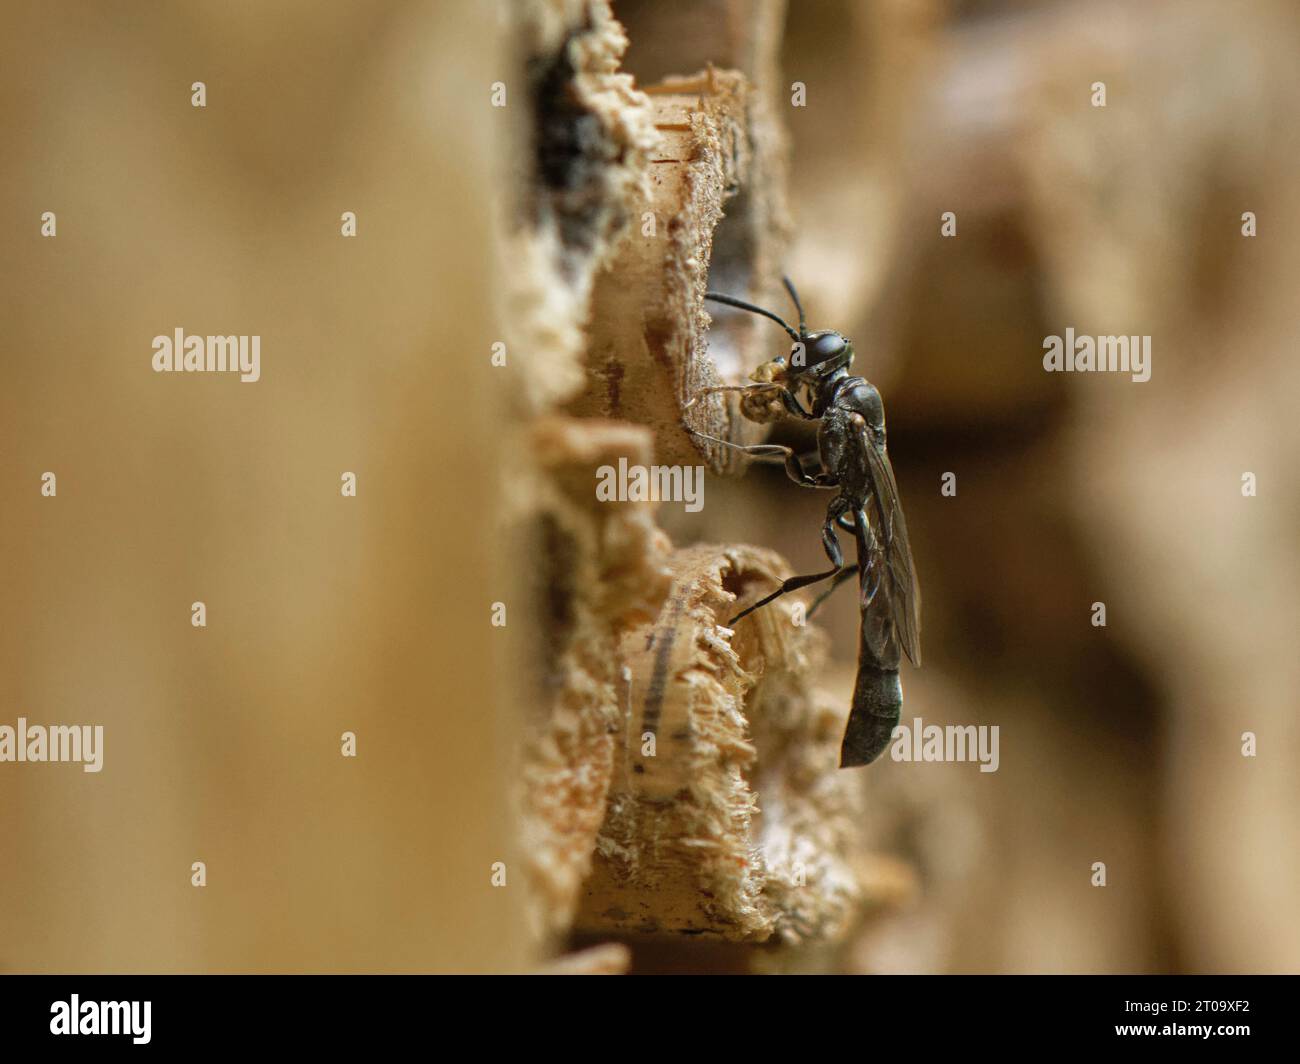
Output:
855,419,921,667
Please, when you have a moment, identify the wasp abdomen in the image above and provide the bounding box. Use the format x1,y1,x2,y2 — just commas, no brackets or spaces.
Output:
840,663,902,768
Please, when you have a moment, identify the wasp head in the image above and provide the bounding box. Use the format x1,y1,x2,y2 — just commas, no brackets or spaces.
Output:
788,330,853,379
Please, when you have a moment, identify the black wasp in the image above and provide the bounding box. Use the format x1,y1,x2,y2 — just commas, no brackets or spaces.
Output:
685,277,921,768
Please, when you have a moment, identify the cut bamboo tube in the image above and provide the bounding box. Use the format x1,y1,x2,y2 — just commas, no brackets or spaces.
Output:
571,67,793,472
575,544,890,944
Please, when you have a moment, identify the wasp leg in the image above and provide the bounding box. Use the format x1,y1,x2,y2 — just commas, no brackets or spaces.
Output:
806,564,860,620
684,427,837,490
729,496,850,623
683,380,813,420
818,494,853,569
779,389,816,420
731,495,853,624
682,383,782,411
814,510,862,601
729,565,846,626
742,447,822,470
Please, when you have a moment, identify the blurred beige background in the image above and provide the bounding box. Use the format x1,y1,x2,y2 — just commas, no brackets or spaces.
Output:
0,1,528,972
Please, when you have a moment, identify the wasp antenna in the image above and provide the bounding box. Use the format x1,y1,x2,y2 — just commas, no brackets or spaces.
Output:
704,292,800,342
782,276,807,337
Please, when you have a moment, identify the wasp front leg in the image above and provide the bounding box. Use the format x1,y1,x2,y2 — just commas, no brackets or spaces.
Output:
684,427,837,491
774,388,816,422
682,382,783,412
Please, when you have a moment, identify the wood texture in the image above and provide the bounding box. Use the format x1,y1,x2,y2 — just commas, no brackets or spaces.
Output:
504,0,660,413
575,544,897,944
514,417,673,937
571,66,793,472
505,1,909,964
